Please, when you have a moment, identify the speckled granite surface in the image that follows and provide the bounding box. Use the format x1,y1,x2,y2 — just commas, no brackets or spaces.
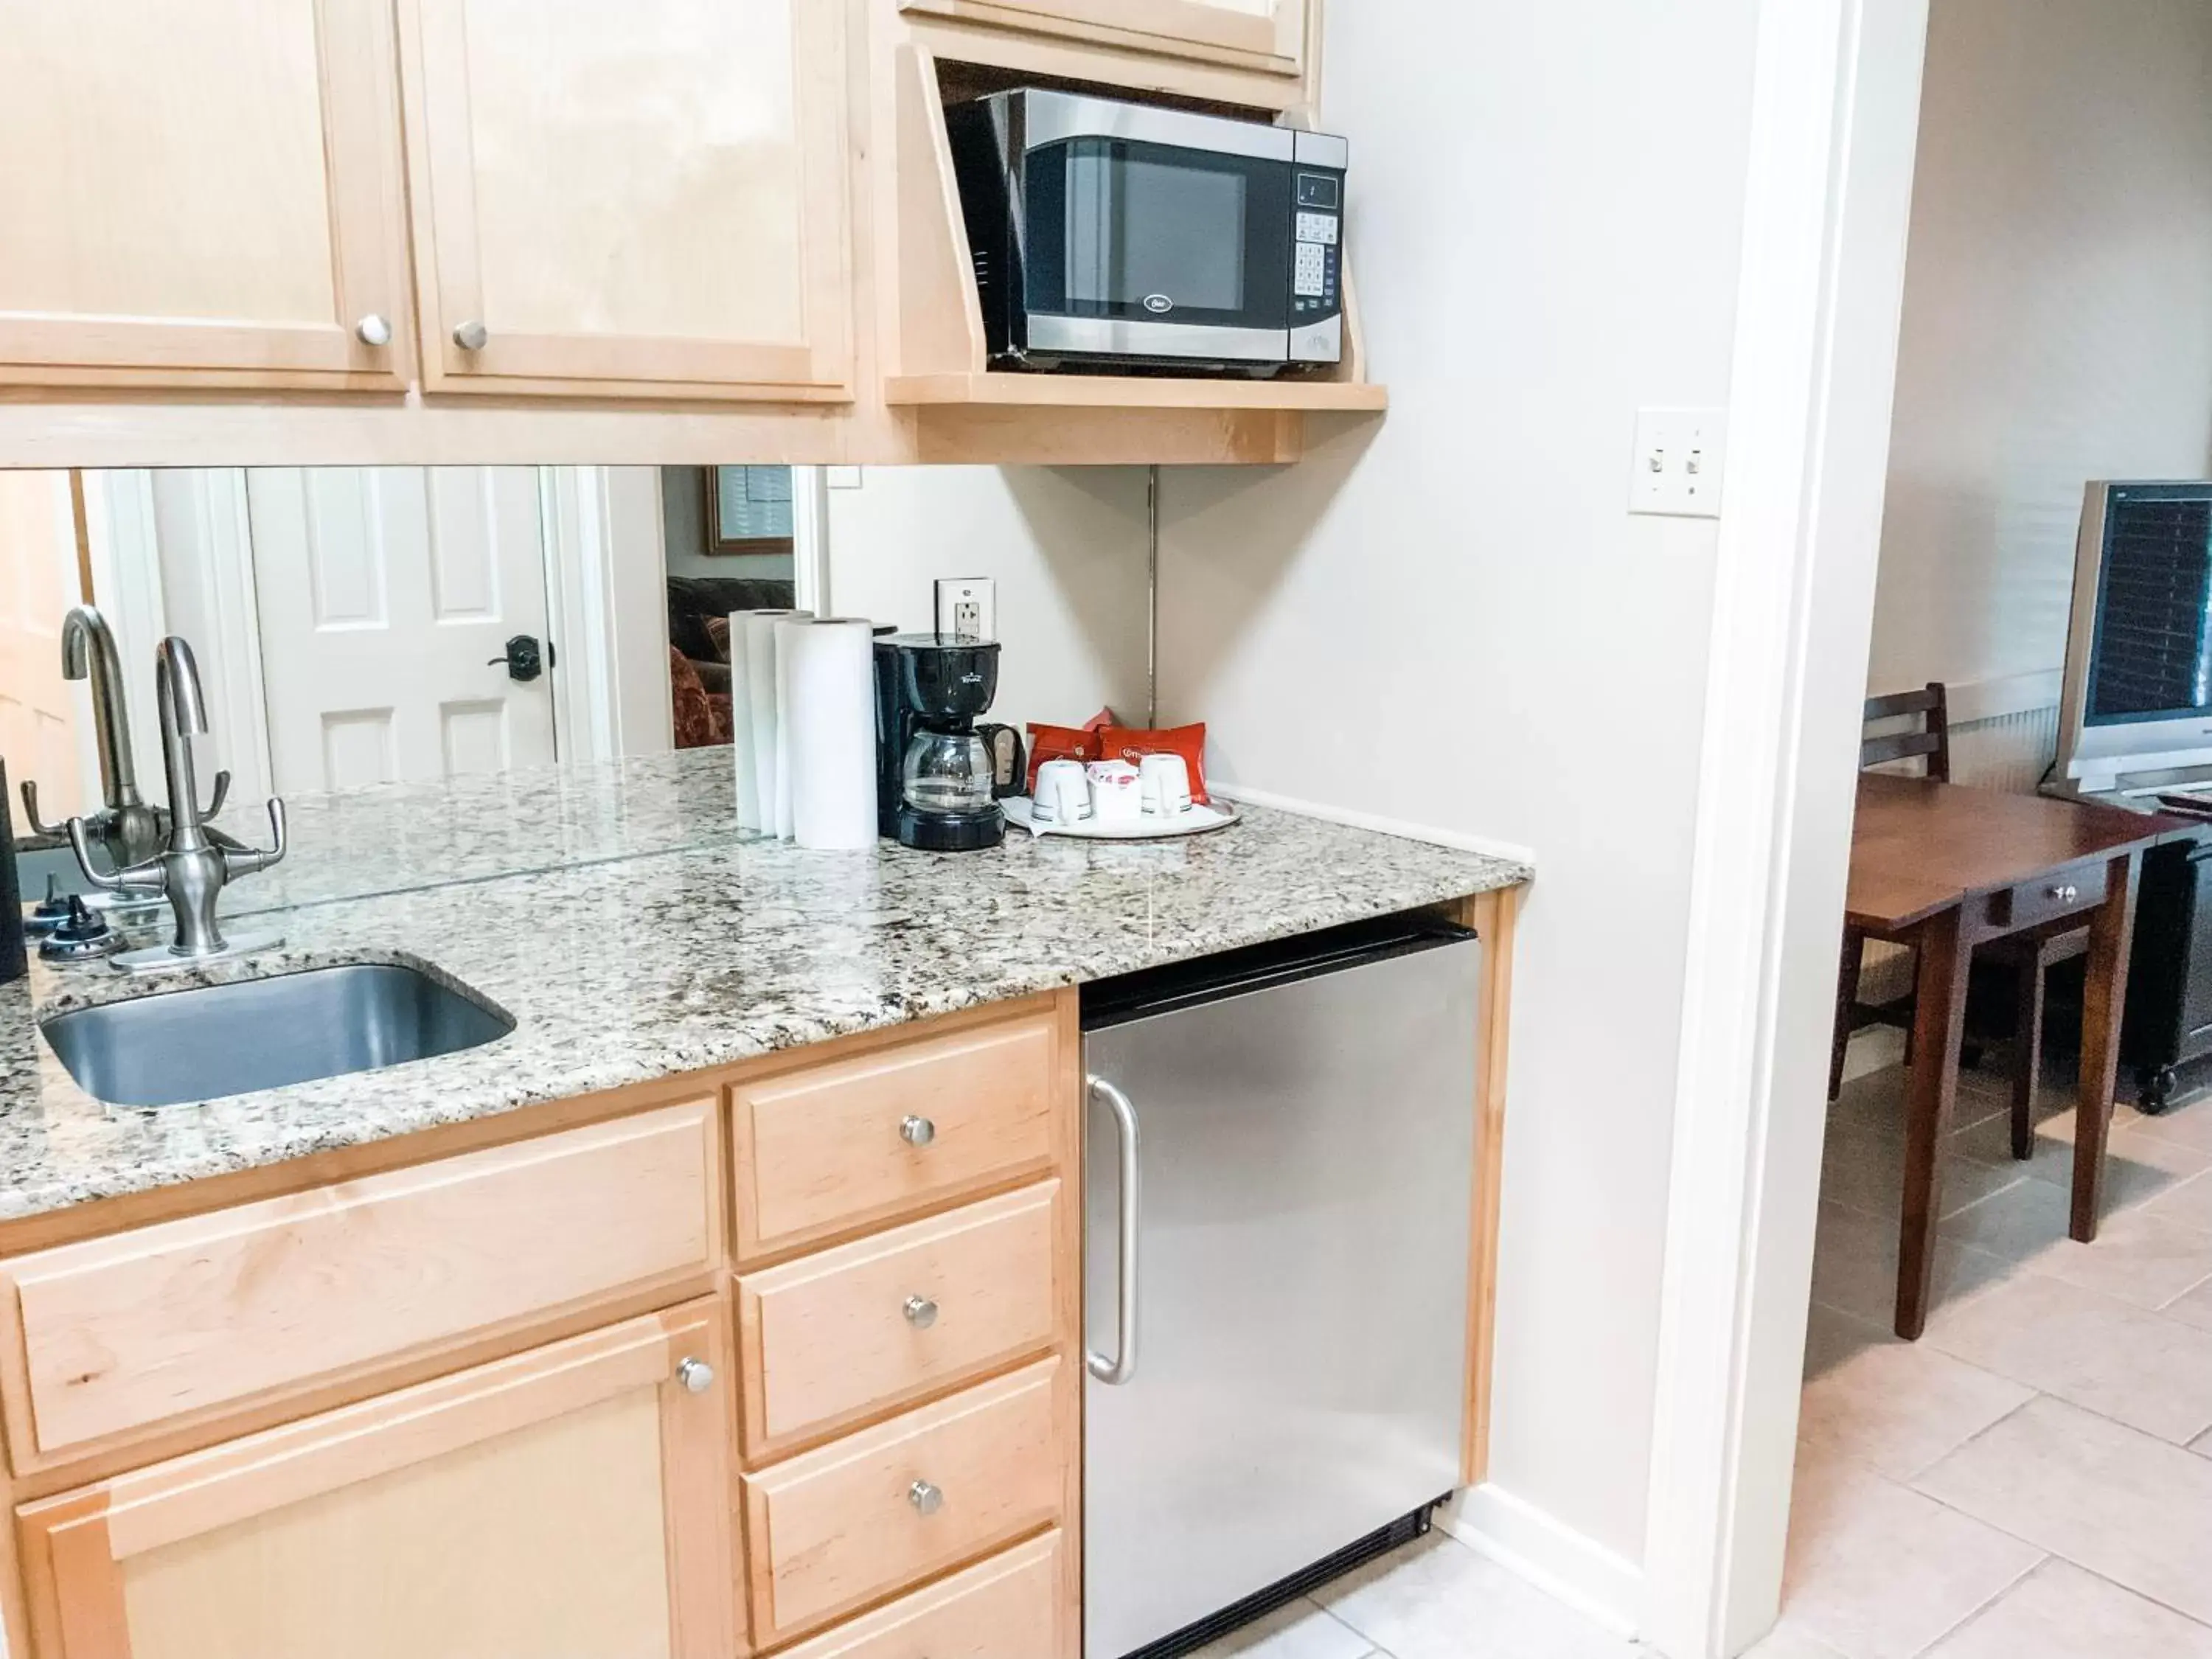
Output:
0,800,1529,1225
206,748,763,916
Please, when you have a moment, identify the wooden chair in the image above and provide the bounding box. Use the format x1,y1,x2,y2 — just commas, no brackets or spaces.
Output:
1829,684,2085,1159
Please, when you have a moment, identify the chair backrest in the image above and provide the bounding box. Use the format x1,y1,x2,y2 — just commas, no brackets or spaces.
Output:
1860,683,1950,782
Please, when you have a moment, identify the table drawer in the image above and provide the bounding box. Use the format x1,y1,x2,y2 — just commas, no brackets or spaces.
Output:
774,1532,1062,1659
1989,858,2110,933
736,1183,1060,1454
4,1101,720,1463
741,1358,1066,1645
731,1010,1058,1259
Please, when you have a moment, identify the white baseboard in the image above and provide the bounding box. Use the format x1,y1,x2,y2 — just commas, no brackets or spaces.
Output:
1208,782,1539,868
1872,667,2059,726
1439,1484,1644,1640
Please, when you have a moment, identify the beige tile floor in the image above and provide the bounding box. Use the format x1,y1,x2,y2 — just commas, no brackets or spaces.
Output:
1186,1529,1643,1659
1761,1034,2212,1659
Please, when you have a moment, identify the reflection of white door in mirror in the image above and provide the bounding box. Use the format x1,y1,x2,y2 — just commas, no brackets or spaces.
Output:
0,472,91,821
247,468,558,793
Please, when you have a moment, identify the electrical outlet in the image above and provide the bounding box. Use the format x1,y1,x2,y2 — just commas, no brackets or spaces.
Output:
1630,408,1729,518
934,577,996,642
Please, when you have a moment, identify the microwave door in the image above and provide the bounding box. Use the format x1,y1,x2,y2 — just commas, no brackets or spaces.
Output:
1022,131,1295,366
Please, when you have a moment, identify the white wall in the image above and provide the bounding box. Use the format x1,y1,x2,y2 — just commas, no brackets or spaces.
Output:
823,467,1152,737
1871,0,2212,707
1155,0,1760,1598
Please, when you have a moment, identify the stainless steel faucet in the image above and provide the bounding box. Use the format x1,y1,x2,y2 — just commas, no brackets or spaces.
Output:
65,638,287,971
21,606,229,878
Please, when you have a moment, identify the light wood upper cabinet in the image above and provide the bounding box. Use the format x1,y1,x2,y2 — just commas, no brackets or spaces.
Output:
0,0,411,391
396,0,854,401
15,1302,741,1659
899,0,1307,77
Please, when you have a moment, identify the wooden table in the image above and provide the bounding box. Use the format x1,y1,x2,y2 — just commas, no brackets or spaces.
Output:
1846,774,2181,1338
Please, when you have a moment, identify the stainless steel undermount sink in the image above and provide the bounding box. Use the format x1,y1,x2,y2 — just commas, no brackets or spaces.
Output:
40,962,515,1108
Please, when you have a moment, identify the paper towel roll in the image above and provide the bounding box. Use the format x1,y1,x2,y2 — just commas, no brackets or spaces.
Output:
740,609,808,834
780,617,880,851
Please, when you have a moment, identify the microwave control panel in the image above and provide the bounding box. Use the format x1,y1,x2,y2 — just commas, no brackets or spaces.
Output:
1293,171,1343,318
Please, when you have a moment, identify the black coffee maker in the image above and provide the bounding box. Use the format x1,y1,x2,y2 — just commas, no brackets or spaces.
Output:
874,633,1006,852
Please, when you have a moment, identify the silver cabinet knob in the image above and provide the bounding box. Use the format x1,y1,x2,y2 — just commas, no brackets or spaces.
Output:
908,1479,944,1517
900,1115,936,1147
452,319,490,351
903,1295,939,1329
675,1357,714,1394
354,313,392,347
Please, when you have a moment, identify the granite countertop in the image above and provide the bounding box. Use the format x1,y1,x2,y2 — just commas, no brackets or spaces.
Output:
0,757,1530,1227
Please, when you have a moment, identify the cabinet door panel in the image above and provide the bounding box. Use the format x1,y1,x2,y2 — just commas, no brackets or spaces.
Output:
0,0,409,389
17,1302,739,1659
899,0,1304,74
401,0,852,400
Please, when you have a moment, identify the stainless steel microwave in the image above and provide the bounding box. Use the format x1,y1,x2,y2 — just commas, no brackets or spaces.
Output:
944,89,1348,376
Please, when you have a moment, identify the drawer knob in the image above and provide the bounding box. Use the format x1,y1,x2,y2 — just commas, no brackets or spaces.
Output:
675,1357,714,1394
908,1479,944,1517
2049,884,2081,904
452,319,490,351
900,1115,936,1147
903,1295,939,1329
353,313,392,347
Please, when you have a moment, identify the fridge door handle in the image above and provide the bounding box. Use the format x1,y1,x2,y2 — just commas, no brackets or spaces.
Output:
1085,1073,1141,1386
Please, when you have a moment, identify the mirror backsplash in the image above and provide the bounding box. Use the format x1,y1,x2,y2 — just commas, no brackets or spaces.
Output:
1,462,1154,911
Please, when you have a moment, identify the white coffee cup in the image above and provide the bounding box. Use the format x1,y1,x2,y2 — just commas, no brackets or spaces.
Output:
1032,758,1091,824
1138,753,1194,817
1086,759,1143,824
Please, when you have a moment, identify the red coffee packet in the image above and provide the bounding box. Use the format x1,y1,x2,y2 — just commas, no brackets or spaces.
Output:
1096,723,1210,805
1026,723,1102,792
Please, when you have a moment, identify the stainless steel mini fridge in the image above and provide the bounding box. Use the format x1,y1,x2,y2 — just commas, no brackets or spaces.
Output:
1082,914,1482,1658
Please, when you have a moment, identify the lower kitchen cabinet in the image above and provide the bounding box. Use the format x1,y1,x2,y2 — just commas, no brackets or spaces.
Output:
740,1358,1071,1646
775,1532,1064,1659
14,1300,740,1659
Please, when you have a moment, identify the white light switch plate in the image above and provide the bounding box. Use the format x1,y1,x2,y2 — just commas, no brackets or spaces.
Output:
1630,408,1728,518
934,577,996,641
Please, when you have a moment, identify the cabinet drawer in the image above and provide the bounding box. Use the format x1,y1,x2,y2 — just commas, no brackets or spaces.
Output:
741,1358,1067,1644
775,1532,1062,1659
731,1010,1058,1257
737,1183,1060,1454
1989,858,2110,933
4,1102,720,1464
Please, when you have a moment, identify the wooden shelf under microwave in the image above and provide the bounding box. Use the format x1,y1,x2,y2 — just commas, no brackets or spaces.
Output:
882,372,1388,411
885,42,1386,461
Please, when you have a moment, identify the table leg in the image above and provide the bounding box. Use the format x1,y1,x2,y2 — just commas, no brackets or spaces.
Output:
2011,947,2045,1161
2073,852,2142,1243
1897,907,1972,1340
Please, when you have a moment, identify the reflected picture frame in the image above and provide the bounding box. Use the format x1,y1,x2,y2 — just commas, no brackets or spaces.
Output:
703,465,796,557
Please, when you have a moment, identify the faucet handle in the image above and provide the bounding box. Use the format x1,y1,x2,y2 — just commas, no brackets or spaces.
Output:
220,798,288,880
198,768,232,823
18,779,65,839
64,816,162,894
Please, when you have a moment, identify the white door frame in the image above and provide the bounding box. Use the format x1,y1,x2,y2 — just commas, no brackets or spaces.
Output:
1641,2,1932,1656
542,466,673,764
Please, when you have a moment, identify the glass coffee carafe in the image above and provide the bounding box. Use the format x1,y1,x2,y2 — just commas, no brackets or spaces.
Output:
901,728,995,818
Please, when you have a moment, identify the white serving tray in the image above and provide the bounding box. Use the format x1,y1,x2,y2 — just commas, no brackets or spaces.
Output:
1005,796,1242,841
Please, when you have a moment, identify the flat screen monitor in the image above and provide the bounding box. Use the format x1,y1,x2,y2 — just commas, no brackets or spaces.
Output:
2059,481,2212,788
